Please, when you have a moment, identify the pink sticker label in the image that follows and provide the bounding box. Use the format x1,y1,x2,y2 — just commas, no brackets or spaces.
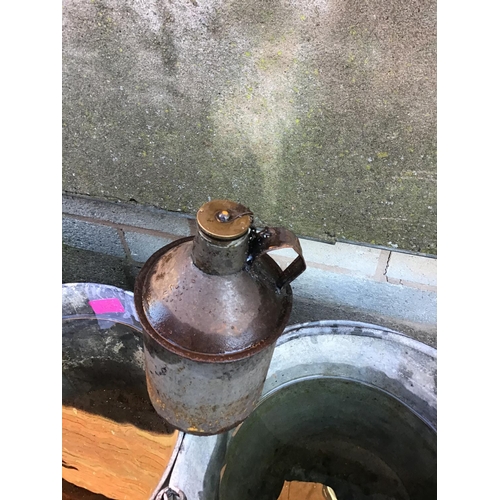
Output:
89,298,125,315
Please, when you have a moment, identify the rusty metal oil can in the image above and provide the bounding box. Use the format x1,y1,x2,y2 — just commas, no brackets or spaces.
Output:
134,200,306,435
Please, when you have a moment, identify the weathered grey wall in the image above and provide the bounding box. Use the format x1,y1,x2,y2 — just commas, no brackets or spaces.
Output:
62,0,436,253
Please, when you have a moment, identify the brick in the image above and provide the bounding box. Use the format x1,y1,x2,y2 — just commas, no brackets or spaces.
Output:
124,232,174,263
62,195,192,236
270,239,382,277
290,266,437,327
62,245,134,290
386,252,437,287
63,217,125,258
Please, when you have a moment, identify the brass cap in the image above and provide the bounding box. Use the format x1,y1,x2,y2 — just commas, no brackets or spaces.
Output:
196,200,253,240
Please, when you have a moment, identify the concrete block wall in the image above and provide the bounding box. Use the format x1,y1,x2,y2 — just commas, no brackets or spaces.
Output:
62,193,195,257
62,194,436,347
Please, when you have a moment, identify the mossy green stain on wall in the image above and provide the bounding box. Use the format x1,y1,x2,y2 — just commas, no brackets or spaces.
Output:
63,0,436,254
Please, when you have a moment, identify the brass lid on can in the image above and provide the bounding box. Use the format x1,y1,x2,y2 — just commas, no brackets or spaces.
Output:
196,199,253,240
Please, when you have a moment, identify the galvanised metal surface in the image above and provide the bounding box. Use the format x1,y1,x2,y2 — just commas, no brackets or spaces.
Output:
154,320,437,500
62,283,176,435
135,200,306,435
62,282,141,330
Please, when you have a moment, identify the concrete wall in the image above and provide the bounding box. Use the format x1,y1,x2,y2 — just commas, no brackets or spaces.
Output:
62,0,436,254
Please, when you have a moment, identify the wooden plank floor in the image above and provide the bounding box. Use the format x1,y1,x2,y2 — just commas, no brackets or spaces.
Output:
278,481,338,500
62,406,178,500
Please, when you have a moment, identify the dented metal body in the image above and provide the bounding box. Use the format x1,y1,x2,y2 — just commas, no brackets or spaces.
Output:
134,200,306,435
142,324,276,434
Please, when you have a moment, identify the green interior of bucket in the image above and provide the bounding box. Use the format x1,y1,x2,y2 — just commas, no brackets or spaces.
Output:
220,377,436,500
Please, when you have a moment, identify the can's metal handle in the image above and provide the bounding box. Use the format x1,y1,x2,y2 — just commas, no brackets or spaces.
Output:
248,227,306,290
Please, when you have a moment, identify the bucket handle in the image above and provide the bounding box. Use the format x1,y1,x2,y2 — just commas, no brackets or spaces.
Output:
247,227,306,290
